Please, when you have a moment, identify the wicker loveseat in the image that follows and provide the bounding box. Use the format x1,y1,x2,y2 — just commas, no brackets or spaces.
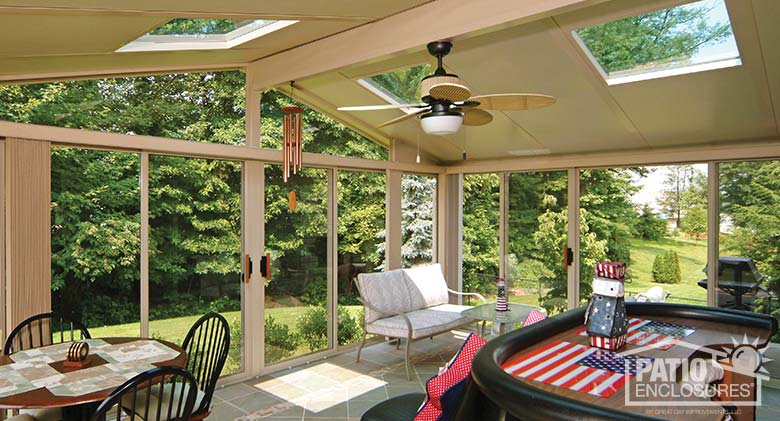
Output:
354,263,485,379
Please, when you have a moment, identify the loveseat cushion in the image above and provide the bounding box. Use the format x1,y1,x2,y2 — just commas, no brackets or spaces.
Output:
403,264,450,309
357,270,415,324
366,305,473,340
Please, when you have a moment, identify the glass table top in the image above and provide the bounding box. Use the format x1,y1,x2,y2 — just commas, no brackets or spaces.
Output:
462,302,545,324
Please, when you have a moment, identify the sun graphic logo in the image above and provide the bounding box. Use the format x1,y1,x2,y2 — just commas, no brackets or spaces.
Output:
722,334,772,377
621,333,772,408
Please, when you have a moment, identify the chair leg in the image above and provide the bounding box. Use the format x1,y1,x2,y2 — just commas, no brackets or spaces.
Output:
405,332,413,381
396,338,401,350
356,332,367,363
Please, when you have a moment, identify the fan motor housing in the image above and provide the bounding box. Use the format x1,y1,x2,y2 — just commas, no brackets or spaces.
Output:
421,75,471,102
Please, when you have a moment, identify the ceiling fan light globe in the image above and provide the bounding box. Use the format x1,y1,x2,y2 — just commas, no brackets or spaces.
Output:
420,114,463,136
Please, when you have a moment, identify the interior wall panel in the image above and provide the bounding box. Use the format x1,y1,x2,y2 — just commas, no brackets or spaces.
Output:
4,138,51,333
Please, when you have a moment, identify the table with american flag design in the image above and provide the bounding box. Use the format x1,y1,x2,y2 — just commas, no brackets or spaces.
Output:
489,313,773,421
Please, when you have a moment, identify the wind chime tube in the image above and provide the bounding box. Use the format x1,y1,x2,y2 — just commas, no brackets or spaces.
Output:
284,113,290,182
292,114,297,176
296,113,303,172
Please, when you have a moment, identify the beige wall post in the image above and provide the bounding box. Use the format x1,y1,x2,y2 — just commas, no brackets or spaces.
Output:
4,138,51,331
385,169,402,270
567,168,581,309
437,173,463,298
706,162,719,307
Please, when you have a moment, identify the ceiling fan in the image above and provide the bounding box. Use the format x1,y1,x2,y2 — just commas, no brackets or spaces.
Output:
338,40,556,136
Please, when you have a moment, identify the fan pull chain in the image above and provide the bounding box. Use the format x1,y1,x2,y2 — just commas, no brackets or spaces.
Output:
416,128,421,164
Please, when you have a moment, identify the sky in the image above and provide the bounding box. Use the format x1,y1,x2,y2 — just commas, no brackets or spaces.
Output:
631,163,708,212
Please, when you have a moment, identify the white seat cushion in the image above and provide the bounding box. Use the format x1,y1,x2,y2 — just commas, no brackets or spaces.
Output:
357,270,415,323
366,306,473,340
403,264,450,308
123,382,204,420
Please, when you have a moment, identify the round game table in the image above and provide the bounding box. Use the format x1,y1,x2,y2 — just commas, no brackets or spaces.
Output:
457,303,777,421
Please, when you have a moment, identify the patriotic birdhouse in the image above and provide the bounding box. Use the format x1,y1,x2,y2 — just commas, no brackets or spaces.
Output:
586,262,629,351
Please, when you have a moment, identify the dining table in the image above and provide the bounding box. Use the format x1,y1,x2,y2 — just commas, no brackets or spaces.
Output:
0,337,187,420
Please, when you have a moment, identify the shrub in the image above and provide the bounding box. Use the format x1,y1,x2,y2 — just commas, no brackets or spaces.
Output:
209,296,240,313
652,250,681,284
265,315,299,362
297,306,328,351
337,307,364,345
301,277,327,306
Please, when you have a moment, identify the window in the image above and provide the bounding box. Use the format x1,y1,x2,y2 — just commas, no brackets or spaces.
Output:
51,148,141,336
401,174,437,268
579,166,708,307
149,155,244,375
0,71,247,145
507,171,568,311
574,0,740,84
337,170,386,346
264,165,329,364
359,64,432,105
462,174,500,302
259,91,389,160
117,19,297,52
719,160,780,317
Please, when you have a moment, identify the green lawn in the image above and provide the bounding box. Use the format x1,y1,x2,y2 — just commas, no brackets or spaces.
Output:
627,236,707,304
87,305,365,374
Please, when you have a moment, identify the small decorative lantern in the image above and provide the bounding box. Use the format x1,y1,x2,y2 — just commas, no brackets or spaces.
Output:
64,341,91,367
585,261,628,350
496,277,508,312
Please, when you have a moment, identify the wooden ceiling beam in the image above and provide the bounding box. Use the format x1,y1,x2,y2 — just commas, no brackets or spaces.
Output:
246,0,606,90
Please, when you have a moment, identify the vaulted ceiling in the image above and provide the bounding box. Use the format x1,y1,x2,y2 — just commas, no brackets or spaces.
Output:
1,0,778,164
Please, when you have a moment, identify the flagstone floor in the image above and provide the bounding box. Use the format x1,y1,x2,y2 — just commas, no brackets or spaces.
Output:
207,333,780,421
207,330,472,420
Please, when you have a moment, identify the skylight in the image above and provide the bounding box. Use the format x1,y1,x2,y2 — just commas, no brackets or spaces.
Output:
117,18,297,53
358,64,432,105
573,0,740,85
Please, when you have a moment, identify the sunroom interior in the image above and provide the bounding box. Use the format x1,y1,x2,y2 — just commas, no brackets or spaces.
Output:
0,0,779,420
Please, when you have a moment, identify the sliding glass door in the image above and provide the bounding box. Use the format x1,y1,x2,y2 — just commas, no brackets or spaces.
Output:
263,165,329,364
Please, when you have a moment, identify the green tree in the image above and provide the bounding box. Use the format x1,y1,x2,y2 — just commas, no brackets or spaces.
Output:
680,204,707,239
577,2,732,74
635,204,667,240
462,174,500,293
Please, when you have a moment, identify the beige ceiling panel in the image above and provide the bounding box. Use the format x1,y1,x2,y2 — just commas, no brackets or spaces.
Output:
0,0,430,19
234,20,358,50
443,20,645,155
0,14,165,56
607,0,777,146
752,0,780,135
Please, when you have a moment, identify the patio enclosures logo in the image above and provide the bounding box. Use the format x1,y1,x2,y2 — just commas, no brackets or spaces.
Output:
622,335,770,410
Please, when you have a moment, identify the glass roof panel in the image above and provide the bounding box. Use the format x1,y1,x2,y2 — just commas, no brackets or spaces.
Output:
574,0,740,84
150,19,255,36
117,19,296,52
360,64,432,104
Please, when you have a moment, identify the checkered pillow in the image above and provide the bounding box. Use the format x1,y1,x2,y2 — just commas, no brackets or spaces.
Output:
522,309,547,327
414,333,487,421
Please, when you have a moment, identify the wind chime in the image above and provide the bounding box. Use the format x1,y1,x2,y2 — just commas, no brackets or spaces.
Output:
283,82,303,210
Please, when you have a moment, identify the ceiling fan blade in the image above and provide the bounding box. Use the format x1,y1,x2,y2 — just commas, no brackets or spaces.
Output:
470,94,556,110
377,109,428,128
338,103,426,111
462,109,493,126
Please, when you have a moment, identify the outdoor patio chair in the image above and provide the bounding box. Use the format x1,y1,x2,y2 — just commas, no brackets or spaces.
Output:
178,313,231,420
123,313,229,420
92,366,198,421
3,311,91,355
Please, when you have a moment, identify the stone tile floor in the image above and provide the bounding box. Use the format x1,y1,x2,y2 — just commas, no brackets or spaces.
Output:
207,333,780,420
207,330,471,420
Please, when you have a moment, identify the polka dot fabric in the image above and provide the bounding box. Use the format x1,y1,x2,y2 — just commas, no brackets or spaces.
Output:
414,333,487,421
522,309,547,327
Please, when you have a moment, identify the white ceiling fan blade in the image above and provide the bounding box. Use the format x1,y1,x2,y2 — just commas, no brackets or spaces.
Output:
337,103,425,111
463,109,493,126
377,109,428,128
470,94,556,110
